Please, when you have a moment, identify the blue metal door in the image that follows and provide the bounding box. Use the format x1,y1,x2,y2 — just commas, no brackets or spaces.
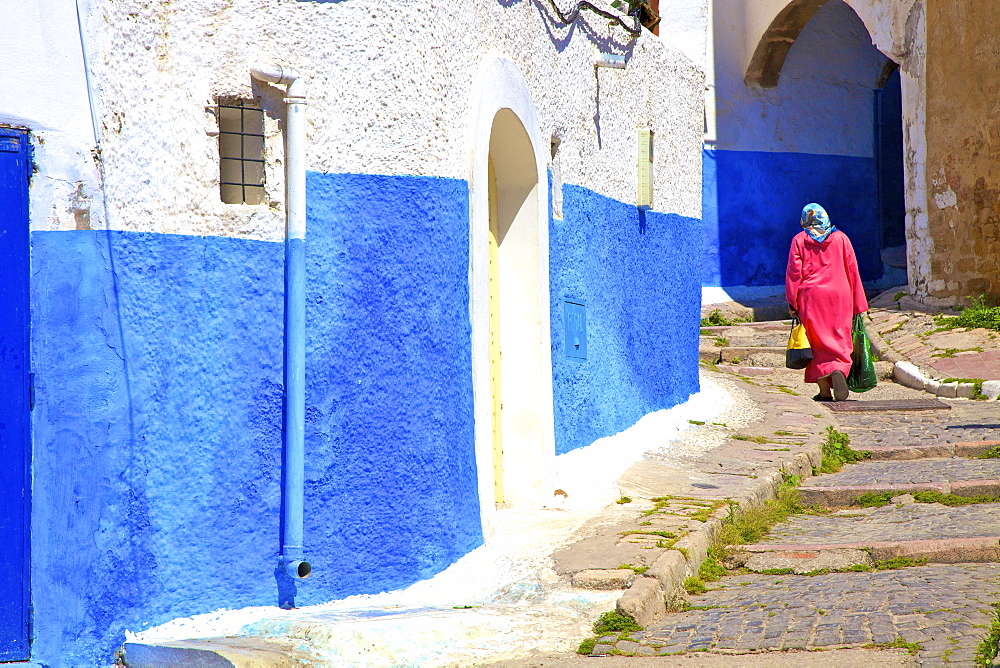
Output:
0,128,31,661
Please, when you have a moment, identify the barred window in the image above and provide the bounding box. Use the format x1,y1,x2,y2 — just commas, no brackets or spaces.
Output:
218,99,265,205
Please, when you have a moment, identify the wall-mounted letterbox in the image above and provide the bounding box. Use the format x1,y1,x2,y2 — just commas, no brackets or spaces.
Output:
564,299,587,361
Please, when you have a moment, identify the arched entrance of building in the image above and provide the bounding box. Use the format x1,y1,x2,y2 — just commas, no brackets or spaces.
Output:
469,55,555,537
712,0,907,287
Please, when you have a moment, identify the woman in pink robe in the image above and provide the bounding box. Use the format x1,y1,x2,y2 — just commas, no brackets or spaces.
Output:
785,203,868,401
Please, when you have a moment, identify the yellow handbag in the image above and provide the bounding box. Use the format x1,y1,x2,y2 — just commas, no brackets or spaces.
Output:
785,317,813,369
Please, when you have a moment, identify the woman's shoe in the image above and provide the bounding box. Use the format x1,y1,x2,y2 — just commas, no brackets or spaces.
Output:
812,393,833,402
831,371,849,401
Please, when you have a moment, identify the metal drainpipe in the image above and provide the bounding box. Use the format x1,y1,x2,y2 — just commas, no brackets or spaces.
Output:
250,64,310,579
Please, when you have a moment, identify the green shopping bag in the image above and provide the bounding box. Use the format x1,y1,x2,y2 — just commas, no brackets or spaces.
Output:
848,314,877,392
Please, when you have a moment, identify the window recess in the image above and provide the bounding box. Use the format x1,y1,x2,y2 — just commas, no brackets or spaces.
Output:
217,99,266,205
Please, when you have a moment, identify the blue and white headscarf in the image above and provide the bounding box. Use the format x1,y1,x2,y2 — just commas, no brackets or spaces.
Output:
800,203,837,243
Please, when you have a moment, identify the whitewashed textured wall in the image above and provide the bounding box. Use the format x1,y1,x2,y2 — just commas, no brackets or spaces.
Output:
66,0,707,241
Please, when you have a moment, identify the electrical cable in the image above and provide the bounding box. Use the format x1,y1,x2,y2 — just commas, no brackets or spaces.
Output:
545,0,642,37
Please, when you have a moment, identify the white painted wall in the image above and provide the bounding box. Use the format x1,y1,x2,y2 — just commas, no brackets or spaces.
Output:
4,0,103,232
68,0,706,241
711,0,887,157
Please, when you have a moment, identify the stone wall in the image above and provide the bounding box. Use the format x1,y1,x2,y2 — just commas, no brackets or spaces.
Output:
923,0,1000,301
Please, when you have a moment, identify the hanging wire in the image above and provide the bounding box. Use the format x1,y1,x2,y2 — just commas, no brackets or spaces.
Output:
545,0,643,37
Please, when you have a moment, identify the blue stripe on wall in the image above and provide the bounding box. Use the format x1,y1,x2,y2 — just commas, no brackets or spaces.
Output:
29,173,480,664
702,148,882,287
549,184,702,455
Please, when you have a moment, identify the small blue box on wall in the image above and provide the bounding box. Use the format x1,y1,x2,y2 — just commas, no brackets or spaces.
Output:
564,299,587,361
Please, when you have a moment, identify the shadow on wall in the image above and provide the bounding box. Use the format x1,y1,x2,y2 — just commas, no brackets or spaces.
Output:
704,148,881,287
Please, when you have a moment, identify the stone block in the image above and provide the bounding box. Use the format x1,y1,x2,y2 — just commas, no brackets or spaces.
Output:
956,383,977,399
893,361,925,390
617,577,666,627
572,569,636,590
924,379,941,394
591,643,615,656
744,548,872,574
937,382,959,398
982,380,1000,400
874,360,894,380
647,549,686,605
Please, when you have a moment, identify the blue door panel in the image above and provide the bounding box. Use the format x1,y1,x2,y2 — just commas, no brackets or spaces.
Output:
0,128,31,661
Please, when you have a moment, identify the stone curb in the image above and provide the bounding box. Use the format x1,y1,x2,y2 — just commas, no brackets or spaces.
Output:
614,446,825,627
867,322,1000,399
798,479,1000,506
744,536,1000,564
866,441,1000,460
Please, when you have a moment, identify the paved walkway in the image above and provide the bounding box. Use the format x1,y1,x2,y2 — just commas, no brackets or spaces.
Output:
628,565,998,665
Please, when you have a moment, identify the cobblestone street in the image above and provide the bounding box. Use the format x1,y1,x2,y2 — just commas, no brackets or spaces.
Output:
581,363,1000,666
627,565,998,664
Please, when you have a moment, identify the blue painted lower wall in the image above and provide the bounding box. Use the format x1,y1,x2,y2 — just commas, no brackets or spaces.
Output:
29,173,481,664
549,185,702,455
702,148,882,288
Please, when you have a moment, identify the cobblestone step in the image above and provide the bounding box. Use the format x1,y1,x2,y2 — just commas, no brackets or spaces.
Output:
615,565,1000,664
798,480,1000,506
867,441,1000,460
743,536,1000,565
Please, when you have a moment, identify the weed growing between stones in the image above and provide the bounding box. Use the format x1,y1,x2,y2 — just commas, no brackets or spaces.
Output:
712,473,803,562
616,496,632,504
979,446,1000,459
937,295,1000,332
576,611,644,655
818,426,871,474
700,310,750,327
684,576,707,594
616,563,649,575
855,490,1000,507
867,637,923,655
974,601,1000,667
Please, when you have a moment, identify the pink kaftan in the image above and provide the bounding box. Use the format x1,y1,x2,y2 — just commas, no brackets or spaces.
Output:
785,230,868,383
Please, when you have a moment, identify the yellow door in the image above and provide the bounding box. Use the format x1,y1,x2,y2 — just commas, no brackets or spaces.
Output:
488,156,503,504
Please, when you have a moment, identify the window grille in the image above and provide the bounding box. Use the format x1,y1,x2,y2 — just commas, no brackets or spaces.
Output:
218,100,266,205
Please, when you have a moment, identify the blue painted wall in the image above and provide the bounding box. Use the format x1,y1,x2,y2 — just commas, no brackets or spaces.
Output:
701,148,882,287
29,173,481,664
550,184,702,455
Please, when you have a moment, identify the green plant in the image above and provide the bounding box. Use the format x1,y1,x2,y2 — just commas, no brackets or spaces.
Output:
875,556,928,570
980,446,1000,459
869,637,923,655
698,551,727,582
577,637,597,655
688,420,705,425
819,426,871,473
714,336,729,347
593,610,642,635
932,347,983,358
733,434,770,444
699,309,749,327
617,496,632,504
713,473,801,560
893,291,907,302
975,602,1000,667
684,577,707,594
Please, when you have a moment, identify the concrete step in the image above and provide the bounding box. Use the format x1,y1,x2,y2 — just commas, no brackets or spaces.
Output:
122,637,309,667
720,346,786,363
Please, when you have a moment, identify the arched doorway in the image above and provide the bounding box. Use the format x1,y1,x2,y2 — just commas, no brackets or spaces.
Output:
487,108,543,505
704,0,908,289
469,56,555,536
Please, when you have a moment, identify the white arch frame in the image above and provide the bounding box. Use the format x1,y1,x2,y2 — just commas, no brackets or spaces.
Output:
467,53,555,539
